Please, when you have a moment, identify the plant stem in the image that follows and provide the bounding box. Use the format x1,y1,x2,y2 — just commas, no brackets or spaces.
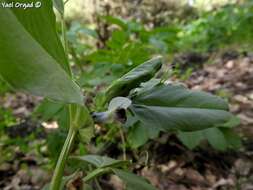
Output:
50,125,76,190
88,165,103,190
61,14,73,77
50,7,78,190
118,126,126,160
94,178,103,190
61,15,68,54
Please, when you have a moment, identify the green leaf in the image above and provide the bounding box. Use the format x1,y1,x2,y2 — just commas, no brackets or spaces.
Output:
33,99,64,121
56,106,70,129
47,130,67,160
69,104,94,142
0,0,83,104
177,131,204,149
131,104,234,132
4,0,70,74
36,103,93,130
131,84,236,132
102,16,128,30
71,155,128,168
83,167,111,182
112,169,158,190
70,104,93,129
132,84,229,110
78,127,94,144
106,30,128,49
118,42,152,66
220,128,242,149
105,56,163,102
203,128,228,151
219,116,240,128
177,127,241,150
125,114,160,147
53,0,64,15
132,79,161,95
127,123,149,149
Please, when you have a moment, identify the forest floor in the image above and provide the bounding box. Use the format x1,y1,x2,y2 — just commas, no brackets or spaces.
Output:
137,53,253,190
0,53,252,190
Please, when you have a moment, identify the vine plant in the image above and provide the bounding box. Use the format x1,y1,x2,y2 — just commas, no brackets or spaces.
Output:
0,0,239,189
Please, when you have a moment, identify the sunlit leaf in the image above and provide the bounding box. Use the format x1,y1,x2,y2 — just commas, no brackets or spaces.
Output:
0,0,83,104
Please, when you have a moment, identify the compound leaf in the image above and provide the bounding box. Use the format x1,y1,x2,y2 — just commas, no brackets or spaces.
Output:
131,84,237,132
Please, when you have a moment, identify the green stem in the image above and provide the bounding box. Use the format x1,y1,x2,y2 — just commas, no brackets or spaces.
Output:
50,126,76,190
61,14,73,77
118,126,126,160
88,165,103,190
49,6,78,190
94,178,103,190
61,14,68,54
